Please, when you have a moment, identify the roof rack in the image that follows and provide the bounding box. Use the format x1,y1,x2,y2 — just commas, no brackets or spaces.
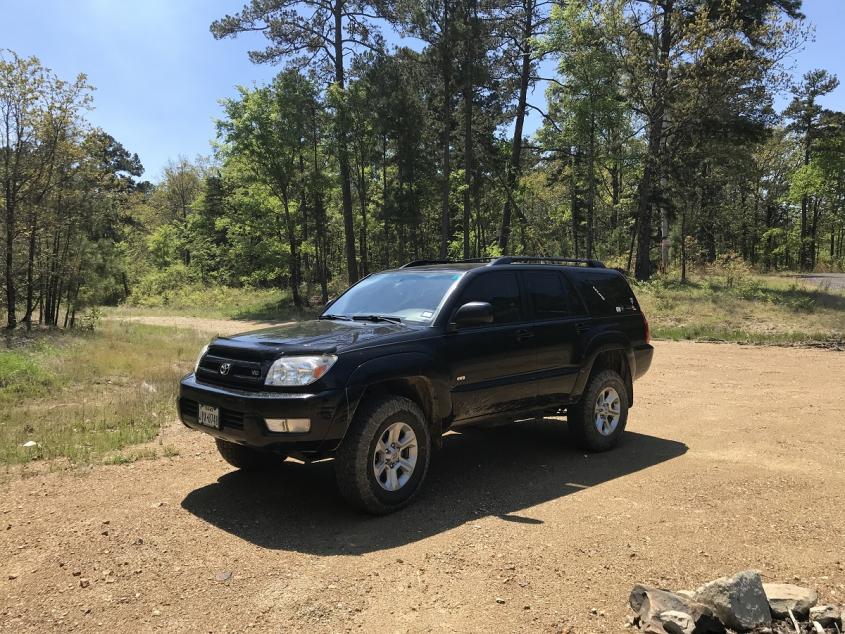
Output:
491,256,605,268
400,258,497,268
401,256,605,269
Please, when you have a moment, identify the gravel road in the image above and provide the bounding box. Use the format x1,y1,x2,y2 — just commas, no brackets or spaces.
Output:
797,272,845,290
2,339,844,633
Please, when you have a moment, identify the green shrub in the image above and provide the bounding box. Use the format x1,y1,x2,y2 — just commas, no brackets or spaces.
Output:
0,351,54,393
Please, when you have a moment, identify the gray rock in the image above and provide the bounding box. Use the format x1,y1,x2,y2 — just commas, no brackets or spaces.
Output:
629,585,724,633
659,611,695,634
808,605,841,629
763,582,819,619
693,571,771,632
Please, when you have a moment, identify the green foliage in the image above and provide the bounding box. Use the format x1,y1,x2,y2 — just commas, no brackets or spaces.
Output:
0,350,55,393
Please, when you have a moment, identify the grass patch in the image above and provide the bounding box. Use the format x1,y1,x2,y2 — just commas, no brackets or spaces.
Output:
635,273,845,346
101,447,158,465
118,285,320,321
0,321,208,467
0,350,55,393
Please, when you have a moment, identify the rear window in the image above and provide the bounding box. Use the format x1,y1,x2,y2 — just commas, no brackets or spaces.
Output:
576,274,638,317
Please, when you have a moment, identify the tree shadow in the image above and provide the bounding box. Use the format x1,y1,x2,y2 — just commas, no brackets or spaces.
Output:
229,301,320,324
181,419,687,555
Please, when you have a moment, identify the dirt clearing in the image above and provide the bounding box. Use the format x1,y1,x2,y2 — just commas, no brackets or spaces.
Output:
2,340,844,632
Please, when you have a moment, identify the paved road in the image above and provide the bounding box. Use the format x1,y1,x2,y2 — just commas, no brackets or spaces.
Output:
798,272,845,290
2,340,845,632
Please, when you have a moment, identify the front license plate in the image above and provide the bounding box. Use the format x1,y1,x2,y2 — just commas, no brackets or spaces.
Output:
197,404,220,429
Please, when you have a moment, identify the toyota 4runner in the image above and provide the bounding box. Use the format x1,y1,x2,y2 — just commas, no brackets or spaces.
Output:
178,256,653,514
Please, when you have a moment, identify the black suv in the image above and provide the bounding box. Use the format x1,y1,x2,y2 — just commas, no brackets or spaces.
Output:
178,257,653,514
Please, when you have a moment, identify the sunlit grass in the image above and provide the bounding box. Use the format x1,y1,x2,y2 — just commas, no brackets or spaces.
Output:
0,322,208,466
635,272,845,346
115,285,322,321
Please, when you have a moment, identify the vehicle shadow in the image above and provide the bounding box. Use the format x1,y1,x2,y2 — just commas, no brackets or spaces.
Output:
181,419,687,555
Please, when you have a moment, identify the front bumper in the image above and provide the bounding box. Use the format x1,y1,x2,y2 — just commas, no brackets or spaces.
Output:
177,374,349,454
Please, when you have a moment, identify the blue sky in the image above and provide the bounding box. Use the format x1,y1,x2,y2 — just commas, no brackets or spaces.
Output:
1,0,843,181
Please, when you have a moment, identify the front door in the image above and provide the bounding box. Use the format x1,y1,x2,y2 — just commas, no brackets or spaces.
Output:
442,271,538,422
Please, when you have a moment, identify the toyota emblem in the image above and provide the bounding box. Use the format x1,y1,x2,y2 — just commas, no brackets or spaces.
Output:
219,363,231,376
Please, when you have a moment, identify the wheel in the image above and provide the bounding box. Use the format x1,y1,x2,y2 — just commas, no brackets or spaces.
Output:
334,396,431,515
215,438,283,471
568,370,629,452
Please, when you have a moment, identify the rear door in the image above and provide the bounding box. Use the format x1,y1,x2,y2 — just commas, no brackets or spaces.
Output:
521,270,584,408
442,271,538,422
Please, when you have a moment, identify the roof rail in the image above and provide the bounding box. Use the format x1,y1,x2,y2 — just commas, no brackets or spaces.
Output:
400,258,497,268
491,256,605,268
400,256,605,269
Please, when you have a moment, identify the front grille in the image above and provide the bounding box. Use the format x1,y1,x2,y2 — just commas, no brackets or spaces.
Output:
180,398,198,418
220,409,244,430
179,398,245,431
196,353,265,388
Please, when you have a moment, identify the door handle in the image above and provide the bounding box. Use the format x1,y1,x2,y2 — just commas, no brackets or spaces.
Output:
575,322,590,334
516,328,534,342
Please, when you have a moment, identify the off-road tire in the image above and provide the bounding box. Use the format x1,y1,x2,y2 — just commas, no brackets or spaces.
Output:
334,396,432,515
568,369,629,452
215,438,283,471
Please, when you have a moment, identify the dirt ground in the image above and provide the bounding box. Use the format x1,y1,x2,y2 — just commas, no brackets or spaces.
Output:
2,337,845,633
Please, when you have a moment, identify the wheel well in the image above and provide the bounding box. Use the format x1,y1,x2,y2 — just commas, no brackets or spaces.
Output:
590,350,634,404
354,377,441,446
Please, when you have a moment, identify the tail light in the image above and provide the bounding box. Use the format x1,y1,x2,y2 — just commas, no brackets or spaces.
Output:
641,311,651,344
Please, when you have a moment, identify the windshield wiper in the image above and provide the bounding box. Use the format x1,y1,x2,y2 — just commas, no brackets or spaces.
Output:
319,314,352,321
351,315,403,324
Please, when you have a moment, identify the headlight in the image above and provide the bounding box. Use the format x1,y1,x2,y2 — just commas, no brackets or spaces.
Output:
265,355,337,386
194,344,209,373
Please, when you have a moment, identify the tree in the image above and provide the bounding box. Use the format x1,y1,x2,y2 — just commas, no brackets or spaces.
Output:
784,69,840,270
218,71,322,307
1,51,91,329
212,0,387,285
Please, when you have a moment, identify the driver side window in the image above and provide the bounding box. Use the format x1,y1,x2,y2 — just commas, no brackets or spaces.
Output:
457,272,522,324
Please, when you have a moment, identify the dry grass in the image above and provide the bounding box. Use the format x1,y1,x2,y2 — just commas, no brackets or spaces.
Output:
636,273,845,345
0,321,208,467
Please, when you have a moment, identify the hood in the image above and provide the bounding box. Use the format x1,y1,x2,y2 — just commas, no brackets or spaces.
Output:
212,319,414,356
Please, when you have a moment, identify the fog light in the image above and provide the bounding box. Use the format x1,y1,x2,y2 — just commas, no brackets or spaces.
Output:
265,418,311,433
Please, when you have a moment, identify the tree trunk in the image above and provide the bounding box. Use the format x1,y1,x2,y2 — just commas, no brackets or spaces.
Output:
634,0,672,281
461,0,476,259
280,192,303,308
4,190,16,329
498,0,533,254
439,0,452,259
586,110,596,259
333,0,358,283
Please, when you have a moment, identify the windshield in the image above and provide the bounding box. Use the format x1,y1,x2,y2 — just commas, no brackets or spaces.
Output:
324,271,464,324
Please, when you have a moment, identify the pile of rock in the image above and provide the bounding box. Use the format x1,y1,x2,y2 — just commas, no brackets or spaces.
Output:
628,570,843,633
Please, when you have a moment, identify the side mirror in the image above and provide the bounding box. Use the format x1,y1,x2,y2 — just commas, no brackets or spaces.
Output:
453,301,494,328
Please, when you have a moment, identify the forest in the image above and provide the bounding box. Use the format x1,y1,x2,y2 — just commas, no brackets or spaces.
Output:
2,0,845,328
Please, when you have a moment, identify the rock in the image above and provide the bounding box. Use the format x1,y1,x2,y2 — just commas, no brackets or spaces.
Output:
495,597,505,605
629,585,724,633
79,578,90,588
763,583,818,619
659,610,695,634
694,571,771,632
214,571,233,582
8,573,18,580
21,440,38,448
808,605,841,629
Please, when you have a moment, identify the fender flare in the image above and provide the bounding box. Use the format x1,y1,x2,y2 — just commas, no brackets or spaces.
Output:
571,338,635,401
326,352,452,448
